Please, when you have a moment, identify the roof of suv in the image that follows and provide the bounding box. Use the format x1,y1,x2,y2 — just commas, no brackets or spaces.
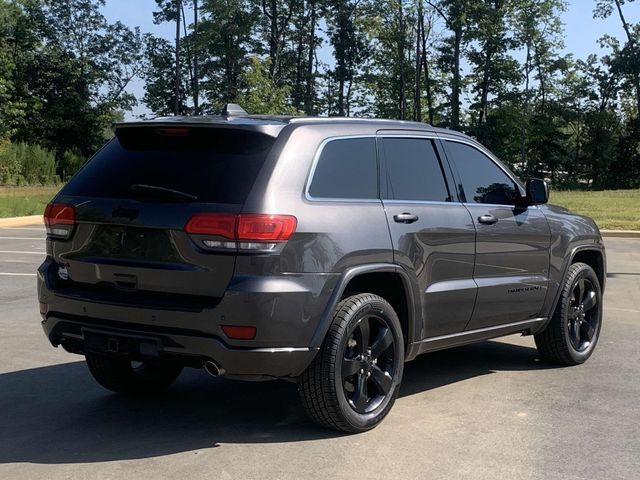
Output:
114,115,461,139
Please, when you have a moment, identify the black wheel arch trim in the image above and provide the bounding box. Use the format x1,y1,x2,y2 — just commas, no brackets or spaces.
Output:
309,263,420,357
540,244,606,333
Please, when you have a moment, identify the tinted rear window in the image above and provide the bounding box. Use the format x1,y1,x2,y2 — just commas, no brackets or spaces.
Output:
308,137,378,199
62,127,275,204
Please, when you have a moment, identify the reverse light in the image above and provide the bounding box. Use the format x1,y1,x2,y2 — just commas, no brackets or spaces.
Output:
185,213,297,251
44,203,76,239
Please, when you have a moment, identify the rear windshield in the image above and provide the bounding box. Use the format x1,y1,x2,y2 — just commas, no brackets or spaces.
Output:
62,127,275,204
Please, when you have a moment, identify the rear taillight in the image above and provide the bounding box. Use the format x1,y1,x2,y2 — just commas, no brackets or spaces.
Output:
185,213,297,252
44,203,76,239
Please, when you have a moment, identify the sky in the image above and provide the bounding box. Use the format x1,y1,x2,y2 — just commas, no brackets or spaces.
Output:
100,0,639,119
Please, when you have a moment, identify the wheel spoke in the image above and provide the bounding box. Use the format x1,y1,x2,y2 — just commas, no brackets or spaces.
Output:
370,365,393,395
575,279,586,305
371,327,393,359
570,321,581,347
581,290,597,311
351,373,368,412
582,320,595,341
355,318,371,354
342,358,365,379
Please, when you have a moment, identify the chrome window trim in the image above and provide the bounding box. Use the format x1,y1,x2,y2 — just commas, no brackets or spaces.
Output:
383,199,459,206
304,135,380,203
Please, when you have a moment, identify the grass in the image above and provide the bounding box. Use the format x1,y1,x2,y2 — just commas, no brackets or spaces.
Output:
550,189,640,231
0,185,61,218
0,185,637,230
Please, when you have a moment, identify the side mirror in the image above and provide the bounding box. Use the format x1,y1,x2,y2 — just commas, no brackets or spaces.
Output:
526,178,549,205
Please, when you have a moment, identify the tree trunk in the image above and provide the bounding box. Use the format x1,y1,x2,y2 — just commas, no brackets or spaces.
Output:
414,1,423,122
174,0,181,116
305,0,317,115
451,25,461,129
193,0,199,115
420,15,434,125
398,0,406,120
181,3,194,112
520,43,531,166
614,0,640,116
294,10,306,110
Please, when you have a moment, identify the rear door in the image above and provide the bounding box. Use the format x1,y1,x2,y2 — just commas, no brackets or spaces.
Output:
48,126,275,309
441,138,551,330
379,134,477,338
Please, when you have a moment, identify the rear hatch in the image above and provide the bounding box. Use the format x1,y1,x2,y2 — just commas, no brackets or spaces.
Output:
45,125,277,311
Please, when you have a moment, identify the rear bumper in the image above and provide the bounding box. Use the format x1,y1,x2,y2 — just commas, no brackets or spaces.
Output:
42,315,318,379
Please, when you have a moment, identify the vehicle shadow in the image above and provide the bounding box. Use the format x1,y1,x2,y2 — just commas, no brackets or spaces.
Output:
0,339,552,464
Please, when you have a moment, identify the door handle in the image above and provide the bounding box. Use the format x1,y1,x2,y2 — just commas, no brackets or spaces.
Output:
393,212,419,224
478,214,498,225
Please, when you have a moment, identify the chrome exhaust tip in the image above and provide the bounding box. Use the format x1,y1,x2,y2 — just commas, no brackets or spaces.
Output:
203,360,225,377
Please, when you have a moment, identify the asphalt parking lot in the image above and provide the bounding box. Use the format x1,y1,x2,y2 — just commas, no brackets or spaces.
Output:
0,225,638,480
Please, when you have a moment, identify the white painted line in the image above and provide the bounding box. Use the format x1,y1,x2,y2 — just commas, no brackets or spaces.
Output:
0,236,45,240
1,227,46,231
0,250,45,255
609,307,640,314
0,272,37,276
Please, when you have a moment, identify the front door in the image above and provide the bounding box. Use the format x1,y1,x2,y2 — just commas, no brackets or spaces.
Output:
441,138,551,330
379,135,477,338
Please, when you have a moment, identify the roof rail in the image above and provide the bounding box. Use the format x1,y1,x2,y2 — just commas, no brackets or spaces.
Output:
222,103,248,117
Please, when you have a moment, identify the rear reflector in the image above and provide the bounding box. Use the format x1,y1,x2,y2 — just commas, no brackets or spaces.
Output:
185,213,297,246
221,325,257,340
39,302,48,316
44,203,76,239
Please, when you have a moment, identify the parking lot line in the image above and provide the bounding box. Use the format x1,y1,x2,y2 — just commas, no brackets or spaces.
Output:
1,227,45,231
0,236,45,240
0,251,45,255
0,272,37,276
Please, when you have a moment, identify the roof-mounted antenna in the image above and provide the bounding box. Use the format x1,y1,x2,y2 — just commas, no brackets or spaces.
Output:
222,103,248,117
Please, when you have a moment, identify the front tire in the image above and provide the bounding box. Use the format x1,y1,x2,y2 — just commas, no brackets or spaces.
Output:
535,262,603,365
85,353,183,394
298,293,404,433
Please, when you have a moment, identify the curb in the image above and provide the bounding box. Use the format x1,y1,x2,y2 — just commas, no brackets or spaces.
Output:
600,230,640,239
0,215,44,228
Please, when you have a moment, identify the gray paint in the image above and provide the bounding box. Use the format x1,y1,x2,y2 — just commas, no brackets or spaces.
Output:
37,116,606,379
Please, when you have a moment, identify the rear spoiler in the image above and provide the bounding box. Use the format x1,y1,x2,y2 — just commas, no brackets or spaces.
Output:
113,118,286,138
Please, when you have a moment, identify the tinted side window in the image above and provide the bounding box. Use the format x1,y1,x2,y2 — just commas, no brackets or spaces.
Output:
445,141,517,205
308,138,378,199
382,137,450,202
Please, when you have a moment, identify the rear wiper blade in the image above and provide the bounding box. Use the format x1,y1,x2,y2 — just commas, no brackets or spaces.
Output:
129,184,198,201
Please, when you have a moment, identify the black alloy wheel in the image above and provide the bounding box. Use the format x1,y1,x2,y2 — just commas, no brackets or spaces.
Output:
566,277,599,352
341,315,396,414
298,293,404,433
535,262,603,365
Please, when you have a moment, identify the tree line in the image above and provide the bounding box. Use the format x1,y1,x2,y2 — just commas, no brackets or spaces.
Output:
0,0,638,189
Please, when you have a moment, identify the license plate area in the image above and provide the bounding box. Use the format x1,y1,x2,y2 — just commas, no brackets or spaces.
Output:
82,328,161,358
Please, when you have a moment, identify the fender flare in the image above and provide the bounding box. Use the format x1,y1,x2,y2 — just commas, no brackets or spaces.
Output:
539,244,606,333
308,263,421,354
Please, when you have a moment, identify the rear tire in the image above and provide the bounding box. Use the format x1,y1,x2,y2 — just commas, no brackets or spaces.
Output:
298,293,404,433
535,262,603,365
85,353,183,394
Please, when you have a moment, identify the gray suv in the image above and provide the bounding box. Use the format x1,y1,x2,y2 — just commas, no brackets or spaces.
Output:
38,107,606,432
